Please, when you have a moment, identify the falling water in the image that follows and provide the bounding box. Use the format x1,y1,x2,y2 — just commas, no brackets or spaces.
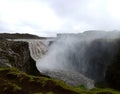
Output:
29,41,48,61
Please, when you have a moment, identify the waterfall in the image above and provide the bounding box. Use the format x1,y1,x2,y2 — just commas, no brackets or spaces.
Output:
27,38,95,89
28,40,48,61
27,32,120,89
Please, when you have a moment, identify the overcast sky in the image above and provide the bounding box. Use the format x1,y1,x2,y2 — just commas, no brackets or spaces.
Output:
0,0,120,37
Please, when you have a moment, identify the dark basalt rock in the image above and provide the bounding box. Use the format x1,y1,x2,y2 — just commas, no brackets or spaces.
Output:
105,39,120,90
0,39,40,75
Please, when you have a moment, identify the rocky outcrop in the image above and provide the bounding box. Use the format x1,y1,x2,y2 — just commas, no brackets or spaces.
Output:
0,39,40,75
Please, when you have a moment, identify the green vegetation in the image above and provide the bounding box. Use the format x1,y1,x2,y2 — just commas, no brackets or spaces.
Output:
91,88,120,94
0,67,120,94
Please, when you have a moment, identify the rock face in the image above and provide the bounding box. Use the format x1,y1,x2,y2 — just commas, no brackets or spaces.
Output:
105,39,120,90
0,39,39,75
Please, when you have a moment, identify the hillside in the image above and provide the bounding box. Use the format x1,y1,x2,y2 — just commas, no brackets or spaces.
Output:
0,67,120,94
0,33,46,39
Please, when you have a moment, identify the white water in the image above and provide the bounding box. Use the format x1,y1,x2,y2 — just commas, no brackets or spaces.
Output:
29,41,48,61
12,39,51,61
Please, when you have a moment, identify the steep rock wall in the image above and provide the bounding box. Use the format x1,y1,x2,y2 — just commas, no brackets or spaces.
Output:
0,39,39,75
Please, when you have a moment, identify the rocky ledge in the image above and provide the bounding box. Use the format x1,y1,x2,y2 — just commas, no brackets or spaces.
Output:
0,39,39,75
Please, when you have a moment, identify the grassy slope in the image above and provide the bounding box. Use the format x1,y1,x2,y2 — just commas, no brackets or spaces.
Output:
0,67,120,94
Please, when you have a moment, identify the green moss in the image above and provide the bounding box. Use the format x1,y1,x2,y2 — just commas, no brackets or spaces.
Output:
91,88,120,94
78,84,86,89
46,91,54,94
0,67,78,93
3,81,22,92
0,67,120,94
34,93,43,94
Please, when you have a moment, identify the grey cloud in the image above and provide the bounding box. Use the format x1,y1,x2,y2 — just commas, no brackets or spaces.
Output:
18,21,42,30
44,0,120,31
45,0,87,17
0,20,56,37
0,21,12,33
1,0,120,36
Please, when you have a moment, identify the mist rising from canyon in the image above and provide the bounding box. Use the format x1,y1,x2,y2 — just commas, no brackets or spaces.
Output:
29,31,120,88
